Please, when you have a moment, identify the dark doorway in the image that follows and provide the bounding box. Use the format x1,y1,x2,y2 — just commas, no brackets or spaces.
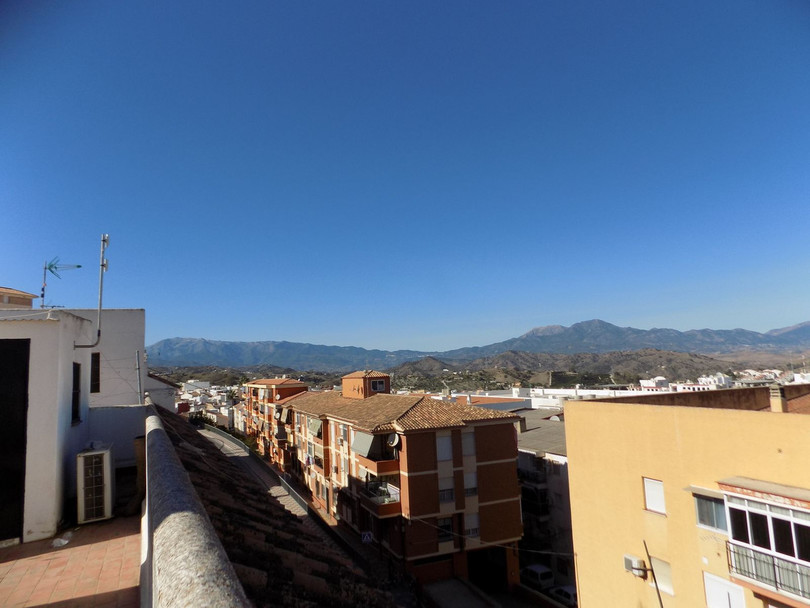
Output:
0,339,30,541
468,546,508,593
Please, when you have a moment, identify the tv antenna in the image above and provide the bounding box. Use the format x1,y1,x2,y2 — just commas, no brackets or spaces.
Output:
41,257,82,308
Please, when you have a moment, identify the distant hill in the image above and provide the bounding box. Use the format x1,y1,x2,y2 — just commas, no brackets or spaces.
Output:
146,319,810,371
387,349,733,384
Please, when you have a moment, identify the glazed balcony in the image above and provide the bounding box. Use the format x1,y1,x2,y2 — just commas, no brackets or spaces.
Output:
727,541,810,602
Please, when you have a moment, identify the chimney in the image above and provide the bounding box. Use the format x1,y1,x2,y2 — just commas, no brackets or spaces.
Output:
770,384,788,413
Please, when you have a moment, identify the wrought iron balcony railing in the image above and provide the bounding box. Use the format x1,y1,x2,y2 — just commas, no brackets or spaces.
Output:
727,541,810,602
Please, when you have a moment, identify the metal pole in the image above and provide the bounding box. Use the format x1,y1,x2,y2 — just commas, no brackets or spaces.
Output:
136,350,143,405
643,540,664,608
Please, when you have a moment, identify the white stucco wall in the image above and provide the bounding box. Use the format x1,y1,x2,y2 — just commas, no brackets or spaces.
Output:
0,308,147,543
0,311,95,541
144,375,178,411
66,309,146,407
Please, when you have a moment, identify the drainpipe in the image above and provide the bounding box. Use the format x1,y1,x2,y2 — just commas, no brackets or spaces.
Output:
75,234,109,349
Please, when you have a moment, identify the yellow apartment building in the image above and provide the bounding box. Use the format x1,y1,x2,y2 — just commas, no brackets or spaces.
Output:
566,384,810,608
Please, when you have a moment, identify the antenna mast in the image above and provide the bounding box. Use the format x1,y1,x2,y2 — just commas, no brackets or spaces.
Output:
41,257,82,308
75,234,110,349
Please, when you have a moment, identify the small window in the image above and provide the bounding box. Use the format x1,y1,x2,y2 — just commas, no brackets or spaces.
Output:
439,477,455,503
465,513,479,537
462,432,475,456
729,507,749,543
650,557,673,595
370,379,386,392
436,435,452,461
464,472,478,497
90,352,100,393
643,478,666,514
695,495,727,532
438,517,453,542
72,362,81,423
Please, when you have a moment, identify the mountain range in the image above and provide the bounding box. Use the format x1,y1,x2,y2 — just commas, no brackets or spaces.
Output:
146,319,810,371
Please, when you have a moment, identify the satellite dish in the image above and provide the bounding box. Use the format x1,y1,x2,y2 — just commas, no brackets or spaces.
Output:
387,433,400,448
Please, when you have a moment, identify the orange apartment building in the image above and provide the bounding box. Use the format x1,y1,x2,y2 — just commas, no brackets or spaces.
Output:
263,370,524,589
242,378,307,456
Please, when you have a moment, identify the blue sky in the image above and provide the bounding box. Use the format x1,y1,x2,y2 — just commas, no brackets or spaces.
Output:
2,1,809,351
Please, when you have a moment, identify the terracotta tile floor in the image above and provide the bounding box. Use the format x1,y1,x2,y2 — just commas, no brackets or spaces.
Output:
0,515,140,607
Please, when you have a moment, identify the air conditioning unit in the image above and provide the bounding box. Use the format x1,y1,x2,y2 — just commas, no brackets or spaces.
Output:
77,447,113,524
623,554,647,578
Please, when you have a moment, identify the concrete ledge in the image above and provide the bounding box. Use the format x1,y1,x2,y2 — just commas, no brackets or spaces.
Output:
144,406,249,607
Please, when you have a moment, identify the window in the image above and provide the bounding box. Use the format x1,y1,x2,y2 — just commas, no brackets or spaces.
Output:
643,478,666,514
695,495,727,532
90,352,100,393
462,432,475,456
439,477,455,503
650,557,673,595
72,362,81,423
464,472,478,497
728,496,810,562
438,517,453,542
436,435,452,461
464,513,479,537
370,379,386,392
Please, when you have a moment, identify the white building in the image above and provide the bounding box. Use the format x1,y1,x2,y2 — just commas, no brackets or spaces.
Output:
0,307,146,543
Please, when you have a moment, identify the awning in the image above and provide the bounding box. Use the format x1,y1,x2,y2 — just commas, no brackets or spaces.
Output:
718,476,810,507
684,485,724,500
351,431,375,458
308,418,323,437
314,443,324,459
280,407,290,424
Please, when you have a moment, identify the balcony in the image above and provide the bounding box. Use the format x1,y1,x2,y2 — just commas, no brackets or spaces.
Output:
356,453,400,476
518,468,547,487
727,541,810,602
359,481,401,518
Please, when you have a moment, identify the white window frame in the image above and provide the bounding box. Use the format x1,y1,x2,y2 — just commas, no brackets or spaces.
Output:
644,477,666,515
694,494,728,533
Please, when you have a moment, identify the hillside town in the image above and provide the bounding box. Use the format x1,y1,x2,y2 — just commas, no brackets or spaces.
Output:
4,285,810,607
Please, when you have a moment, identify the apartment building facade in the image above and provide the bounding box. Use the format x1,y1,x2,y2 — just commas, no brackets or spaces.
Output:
517,415,574,588
242,377,307,455
567,384,810,608
265,370,524,589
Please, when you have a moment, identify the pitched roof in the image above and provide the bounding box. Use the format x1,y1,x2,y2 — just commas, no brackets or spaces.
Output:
155,407,395,607
247,378,306,387
290,391,519,433
342,370,389,379
0,286,37,298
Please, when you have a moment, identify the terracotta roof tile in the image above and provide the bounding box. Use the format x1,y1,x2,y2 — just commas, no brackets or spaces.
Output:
247,378,306,386
155,408,393,607
341,370,389,379
289,391,519,433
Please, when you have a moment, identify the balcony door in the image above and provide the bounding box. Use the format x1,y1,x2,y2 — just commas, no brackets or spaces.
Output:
0,339,29,542
704,572,744,608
